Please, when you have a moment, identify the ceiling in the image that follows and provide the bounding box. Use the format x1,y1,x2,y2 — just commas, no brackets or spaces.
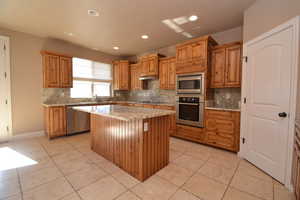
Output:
0,0,255,56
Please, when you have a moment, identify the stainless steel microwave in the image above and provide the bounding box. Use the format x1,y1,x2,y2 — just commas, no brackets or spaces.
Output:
176,73,205,95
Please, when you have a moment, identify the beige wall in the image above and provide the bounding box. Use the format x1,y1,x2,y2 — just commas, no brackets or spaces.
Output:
0,27,119,135
243,0,300,42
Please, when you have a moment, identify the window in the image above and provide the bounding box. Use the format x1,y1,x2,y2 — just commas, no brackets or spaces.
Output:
71,57,112,98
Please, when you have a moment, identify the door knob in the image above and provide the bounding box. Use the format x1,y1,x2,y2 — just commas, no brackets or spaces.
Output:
278,112,287,118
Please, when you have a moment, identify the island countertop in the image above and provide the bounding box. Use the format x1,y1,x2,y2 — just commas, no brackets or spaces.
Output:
73,105,175,121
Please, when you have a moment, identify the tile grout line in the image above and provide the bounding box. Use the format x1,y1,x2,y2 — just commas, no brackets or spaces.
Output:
220,159,241,200
16,168,24,200
39,138,85,200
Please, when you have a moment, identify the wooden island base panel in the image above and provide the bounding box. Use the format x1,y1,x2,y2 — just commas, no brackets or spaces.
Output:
74,105,175,181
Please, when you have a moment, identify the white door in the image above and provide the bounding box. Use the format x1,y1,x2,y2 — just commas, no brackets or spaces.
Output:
0,36,11,142
242,26,294,183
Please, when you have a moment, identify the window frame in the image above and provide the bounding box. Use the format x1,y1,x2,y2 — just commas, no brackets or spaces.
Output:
71,57,113,99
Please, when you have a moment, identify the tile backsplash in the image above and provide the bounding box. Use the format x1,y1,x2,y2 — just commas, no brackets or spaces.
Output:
211,88,241,109
43,83,241,109
42,88,113,104
114,80,176,104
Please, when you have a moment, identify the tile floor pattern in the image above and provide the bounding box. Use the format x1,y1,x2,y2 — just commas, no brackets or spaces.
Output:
0,133,295,200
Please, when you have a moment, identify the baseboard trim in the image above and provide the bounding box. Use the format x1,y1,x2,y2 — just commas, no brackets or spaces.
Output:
11,130,45,141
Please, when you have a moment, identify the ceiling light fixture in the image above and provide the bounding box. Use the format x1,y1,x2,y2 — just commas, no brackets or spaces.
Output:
188,15,198,21
64,32,74,36
141,35,149,39
162,19,183,33
88,9,99,17
113,46,119,50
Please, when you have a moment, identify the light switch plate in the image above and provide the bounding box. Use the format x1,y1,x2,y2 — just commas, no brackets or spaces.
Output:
144,122,149,132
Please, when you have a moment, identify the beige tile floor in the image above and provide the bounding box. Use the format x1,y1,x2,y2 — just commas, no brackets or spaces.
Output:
0,133,295,200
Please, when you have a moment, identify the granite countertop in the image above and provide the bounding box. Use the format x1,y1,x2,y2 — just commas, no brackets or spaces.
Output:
114,101,175,107
73,105,176,121
205,106,241,112
42,101,113,107
43,101,175,107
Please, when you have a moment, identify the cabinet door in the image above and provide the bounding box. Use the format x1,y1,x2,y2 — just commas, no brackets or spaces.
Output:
159,60,169,89
60,56,73,88
43,54,60,88
168,58,176,89
292,143,299,194
211,48,226,88
296,154,300,199
191,40,207,62
119,61,129,90
130,65,136,90
141,58,149,76
47,106,66,138
176,44,191,65
225,45,241,87
113,62,120,90
148,56,158,76
130,64,142,90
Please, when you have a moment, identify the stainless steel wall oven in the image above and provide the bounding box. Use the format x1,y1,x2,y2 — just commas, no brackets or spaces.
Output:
176,95,204,127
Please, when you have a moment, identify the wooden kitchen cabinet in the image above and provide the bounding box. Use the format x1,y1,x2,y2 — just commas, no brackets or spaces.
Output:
159,57,176,90
130,63,144,90
292,124,300,199
176,35,217,74
204,109,240,152
140,54,160,77
113,60,130,90
44,106,66,139
211,42,242,88
42,51,73,88
174,109,240,152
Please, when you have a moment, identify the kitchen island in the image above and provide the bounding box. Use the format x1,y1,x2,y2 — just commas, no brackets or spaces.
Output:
73,105,175,181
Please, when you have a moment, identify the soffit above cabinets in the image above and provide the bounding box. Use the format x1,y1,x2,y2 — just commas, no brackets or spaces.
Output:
0,0,255,56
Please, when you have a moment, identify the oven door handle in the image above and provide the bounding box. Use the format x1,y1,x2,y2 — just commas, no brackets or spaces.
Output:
178,102,199,106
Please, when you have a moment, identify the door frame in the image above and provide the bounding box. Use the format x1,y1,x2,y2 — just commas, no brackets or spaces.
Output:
239,16,300,189
0,35,12,141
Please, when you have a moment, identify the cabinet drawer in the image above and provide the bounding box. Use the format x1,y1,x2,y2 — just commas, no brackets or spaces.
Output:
206,132,234,149
154,105,175,110
176,125,205,140
205,109,234,120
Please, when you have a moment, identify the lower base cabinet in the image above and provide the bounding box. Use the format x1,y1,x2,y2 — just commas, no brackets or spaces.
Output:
173,109,240,152
44,106,66,139
292,124,300,199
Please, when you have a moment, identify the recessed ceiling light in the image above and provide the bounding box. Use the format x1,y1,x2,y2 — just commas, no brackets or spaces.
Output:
189,15,198,21
113,46,119,50
88,9,99,16
141,35,149,39
64,32,74,36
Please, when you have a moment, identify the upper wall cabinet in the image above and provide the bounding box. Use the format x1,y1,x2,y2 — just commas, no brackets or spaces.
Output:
113,60,130,90
42,51,73,88
130,63,144,90
159,57,176,90
176,35,218,74
211,42,242,88
140,54,160,77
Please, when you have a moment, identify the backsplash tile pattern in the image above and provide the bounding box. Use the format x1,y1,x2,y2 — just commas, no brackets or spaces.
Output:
42,88,113,104
212,88,241,109
43,83,241,109
114,80,176,104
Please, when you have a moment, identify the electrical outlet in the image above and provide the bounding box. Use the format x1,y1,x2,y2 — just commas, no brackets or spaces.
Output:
144,122,149,132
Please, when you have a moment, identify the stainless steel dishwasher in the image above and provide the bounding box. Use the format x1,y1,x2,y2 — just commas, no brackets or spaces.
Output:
66,106,90,135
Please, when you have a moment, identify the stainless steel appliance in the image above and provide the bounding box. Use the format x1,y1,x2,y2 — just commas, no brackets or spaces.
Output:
176,73,205,95
176,95,205,127
66,106,90,135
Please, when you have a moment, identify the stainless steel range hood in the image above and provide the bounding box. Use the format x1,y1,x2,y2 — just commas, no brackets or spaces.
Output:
139,76,157,81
